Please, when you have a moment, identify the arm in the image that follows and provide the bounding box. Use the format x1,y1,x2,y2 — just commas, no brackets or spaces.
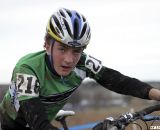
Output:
11,63,59,129
96,66,153,99
80,53,156,100
20,98,59,130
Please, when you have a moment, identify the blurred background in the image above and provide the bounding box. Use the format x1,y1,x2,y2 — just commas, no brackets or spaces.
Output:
1,0,160,128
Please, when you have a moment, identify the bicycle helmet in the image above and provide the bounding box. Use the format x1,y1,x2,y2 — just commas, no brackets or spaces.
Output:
46,8,91,48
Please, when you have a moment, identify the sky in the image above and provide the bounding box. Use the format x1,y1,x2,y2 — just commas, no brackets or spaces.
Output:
0,0,160,83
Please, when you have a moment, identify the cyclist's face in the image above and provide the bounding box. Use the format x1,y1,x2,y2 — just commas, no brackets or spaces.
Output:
50,41,84,76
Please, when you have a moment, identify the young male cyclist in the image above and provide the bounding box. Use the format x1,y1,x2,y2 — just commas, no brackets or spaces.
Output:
0,8,160,130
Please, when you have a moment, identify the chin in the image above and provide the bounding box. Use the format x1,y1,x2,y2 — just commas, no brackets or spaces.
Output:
58,71,71,76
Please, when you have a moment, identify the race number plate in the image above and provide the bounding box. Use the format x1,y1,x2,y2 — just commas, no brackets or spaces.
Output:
85,55,102,74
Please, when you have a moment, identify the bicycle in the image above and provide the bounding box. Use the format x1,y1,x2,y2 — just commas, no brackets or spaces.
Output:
55,110,75,130
56,104,160,130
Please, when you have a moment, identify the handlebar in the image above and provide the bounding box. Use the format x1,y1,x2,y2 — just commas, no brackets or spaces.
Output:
55,110,75,121
55,104,160,130
137,104,160,116
103,104,160,130
55,110,75,130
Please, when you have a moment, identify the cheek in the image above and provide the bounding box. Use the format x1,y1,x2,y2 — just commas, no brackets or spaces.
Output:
75,55,81,63
52,51,62,64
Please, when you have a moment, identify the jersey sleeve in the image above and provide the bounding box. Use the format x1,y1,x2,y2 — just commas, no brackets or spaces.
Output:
11,65,40,102
77,53,104,80
78,53,152,99
96,66,153,99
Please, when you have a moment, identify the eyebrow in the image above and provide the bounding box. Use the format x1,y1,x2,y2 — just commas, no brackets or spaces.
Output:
59,43,68,48
59,44,84,50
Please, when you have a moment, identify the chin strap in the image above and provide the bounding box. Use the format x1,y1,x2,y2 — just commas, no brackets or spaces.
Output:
47,44,64,81
50,43,54,69
47,41,65,82
47,42,59,76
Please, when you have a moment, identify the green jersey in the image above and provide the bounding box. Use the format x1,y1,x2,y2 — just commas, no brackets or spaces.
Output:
0,50,104,121
0,50,152,129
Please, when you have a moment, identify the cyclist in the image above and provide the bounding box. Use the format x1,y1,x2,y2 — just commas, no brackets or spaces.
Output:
0,8,160,130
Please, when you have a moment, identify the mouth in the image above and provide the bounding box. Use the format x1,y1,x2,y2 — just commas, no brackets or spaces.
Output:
61,65,73,70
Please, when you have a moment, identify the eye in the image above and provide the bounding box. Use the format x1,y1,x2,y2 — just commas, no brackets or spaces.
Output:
58,47,65,52
73,49,83,55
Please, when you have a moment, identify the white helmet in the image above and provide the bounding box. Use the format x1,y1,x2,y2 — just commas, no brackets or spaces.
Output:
46,8,91,48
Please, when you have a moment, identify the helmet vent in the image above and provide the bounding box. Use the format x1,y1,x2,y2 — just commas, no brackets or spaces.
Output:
65,9,72,17
82,15,86,22
73,19,79,39
80,23,87,38
86,28,91,40
49,20,58,36
63,18,72,38
52,15,64,36
75,12,81,19
59,10,66,18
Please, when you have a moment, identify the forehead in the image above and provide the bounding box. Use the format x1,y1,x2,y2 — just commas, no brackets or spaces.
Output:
55,41,84,50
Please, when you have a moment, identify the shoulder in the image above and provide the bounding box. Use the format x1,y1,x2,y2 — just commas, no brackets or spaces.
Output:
77,52,102,75
16,50,46,66
13,50,46,74
12,50,47,84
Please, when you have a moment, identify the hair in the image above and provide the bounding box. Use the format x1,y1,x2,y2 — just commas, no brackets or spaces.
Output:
43,33,55,49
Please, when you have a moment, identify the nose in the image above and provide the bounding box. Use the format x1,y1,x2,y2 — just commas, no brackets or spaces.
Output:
64,51,74,64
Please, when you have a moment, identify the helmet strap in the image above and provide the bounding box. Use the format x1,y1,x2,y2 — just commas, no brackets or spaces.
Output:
47,43,60,76
50,43,54,67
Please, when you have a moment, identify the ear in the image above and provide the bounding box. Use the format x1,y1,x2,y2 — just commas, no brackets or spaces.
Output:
44,42,51,55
